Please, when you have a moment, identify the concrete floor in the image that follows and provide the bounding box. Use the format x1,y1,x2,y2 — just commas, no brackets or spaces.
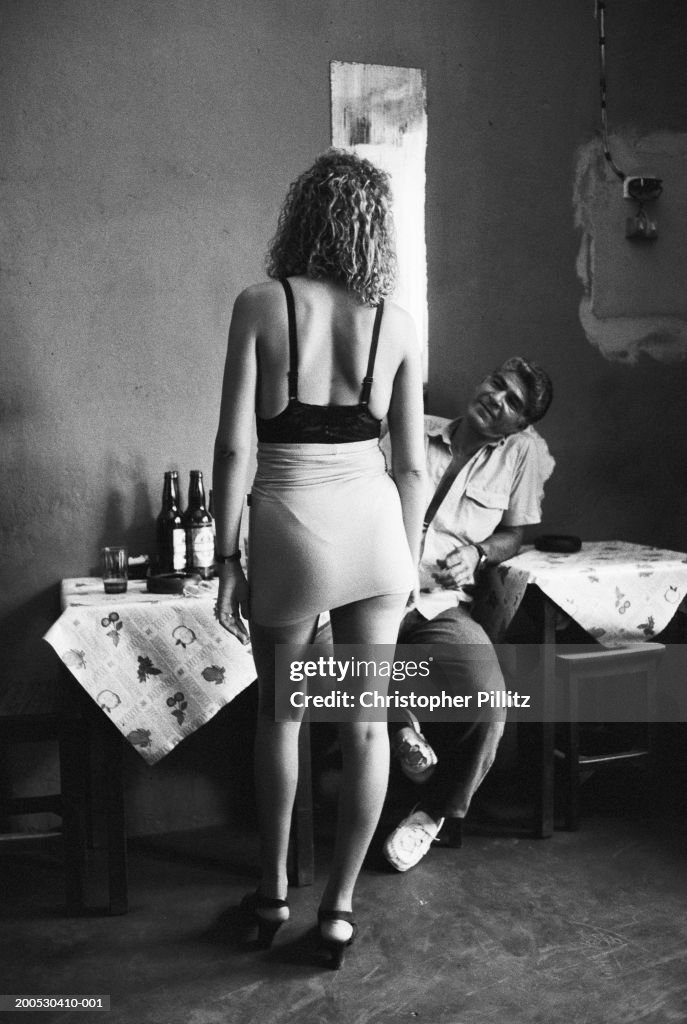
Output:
2,767,687,1024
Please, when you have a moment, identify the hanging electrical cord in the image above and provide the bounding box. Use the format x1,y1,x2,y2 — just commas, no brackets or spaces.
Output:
596,0,626,181
596,0,663,207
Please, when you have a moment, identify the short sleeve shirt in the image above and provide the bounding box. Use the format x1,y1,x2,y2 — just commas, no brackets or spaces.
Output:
403,415,554,618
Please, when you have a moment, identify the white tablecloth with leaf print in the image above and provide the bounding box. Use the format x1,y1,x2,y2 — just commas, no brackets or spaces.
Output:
474,541,687,647
44,578,256,764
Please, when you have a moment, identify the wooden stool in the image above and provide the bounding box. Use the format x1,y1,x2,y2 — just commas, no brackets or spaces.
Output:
555,643,664,830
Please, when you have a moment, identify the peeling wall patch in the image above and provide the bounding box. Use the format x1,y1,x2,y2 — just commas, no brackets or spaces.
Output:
574,133,687,364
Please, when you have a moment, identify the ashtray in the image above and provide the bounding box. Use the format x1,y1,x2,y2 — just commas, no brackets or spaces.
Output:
147,572,202,594
534,534,582,554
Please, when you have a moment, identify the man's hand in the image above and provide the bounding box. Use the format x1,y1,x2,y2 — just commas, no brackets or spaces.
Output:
431,544,481,589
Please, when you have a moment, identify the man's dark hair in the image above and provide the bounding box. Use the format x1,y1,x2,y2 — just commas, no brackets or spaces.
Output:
499,356,553,424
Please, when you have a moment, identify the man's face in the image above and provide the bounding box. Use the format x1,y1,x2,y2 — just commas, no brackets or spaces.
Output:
466,370,529,440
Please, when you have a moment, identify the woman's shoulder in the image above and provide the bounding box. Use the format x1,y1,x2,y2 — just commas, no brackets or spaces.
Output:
379,298,419,355
381,297,415,326
234,279,285,308
230,280,289,330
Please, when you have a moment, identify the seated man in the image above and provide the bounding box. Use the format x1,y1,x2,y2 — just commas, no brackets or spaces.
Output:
381,356,554,871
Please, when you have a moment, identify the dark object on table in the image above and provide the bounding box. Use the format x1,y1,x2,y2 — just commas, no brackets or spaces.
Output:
127,554,151,580
147,572,201,594
534,534,582,554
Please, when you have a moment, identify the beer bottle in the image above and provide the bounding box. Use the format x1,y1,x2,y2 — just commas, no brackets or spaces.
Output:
183,470,215,579
156,471,186,574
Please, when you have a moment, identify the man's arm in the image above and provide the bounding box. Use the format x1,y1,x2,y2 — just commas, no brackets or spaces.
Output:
433,525,524,590
477,524,524,565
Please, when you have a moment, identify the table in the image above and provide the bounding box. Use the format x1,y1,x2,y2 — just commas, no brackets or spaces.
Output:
44,578,257,765
476,541,687,648
474,541,687,837
43,578,314,912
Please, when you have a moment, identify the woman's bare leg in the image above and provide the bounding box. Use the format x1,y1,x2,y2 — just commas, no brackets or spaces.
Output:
249,616,318,900
320,592,407,939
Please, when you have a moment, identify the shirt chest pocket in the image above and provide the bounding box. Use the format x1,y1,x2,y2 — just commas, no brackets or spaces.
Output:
461,481,509,537
464,482,509,511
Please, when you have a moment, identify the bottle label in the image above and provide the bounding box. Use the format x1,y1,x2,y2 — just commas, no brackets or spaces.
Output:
191,525,214,569
172,530,186,572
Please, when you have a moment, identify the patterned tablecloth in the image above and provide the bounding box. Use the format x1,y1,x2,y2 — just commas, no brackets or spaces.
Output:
43,578,256,765
475,541,687,647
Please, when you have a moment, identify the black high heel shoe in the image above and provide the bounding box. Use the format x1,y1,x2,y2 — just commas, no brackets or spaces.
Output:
317,909,357,970
240,891,290,948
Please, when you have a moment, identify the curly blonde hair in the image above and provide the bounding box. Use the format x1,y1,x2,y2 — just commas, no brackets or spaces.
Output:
266,149,397,306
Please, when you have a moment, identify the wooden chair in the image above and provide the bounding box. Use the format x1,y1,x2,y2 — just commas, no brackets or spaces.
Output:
0,678,130,916
0,712,90,913
1,688,313,914
555,643,664,829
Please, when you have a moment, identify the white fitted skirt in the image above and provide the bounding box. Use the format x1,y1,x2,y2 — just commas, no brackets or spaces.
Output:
248,438,414,625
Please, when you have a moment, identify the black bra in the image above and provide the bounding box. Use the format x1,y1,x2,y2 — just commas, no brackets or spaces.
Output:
256,278,383,444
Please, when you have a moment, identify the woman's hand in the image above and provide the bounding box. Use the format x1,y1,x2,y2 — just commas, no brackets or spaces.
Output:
405,574,420,610
215,563,250,645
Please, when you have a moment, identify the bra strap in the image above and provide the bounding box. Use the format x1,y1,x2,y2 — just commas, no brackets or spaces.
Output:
281,278,298,401
360,299,384,406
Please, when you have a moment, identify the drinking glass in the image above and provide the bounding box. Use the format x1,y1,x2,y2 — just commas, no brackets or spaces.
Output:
102,546,128,594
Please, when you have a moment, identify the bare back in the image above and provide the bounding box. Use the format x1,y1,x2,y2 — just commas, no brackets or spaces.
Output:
252,276,412,423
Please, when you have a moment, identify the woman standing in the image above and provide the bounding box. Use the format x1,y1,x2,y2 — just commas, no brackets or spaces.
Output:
213,150,425,967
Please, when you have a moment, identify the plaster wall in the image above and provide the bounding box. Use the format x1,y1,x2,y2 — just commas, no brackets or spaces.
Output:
424,0,687,549
2,0,686,834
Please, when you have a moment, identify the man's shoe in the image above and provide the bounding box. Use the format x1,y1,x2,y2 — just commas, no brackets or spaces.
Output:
391,724,438,784
383,810,444,872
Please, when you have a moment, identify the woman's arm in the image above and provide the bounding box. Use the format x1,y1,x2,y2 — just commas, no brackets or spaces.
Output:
386,318,427,574
212,287,260,644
